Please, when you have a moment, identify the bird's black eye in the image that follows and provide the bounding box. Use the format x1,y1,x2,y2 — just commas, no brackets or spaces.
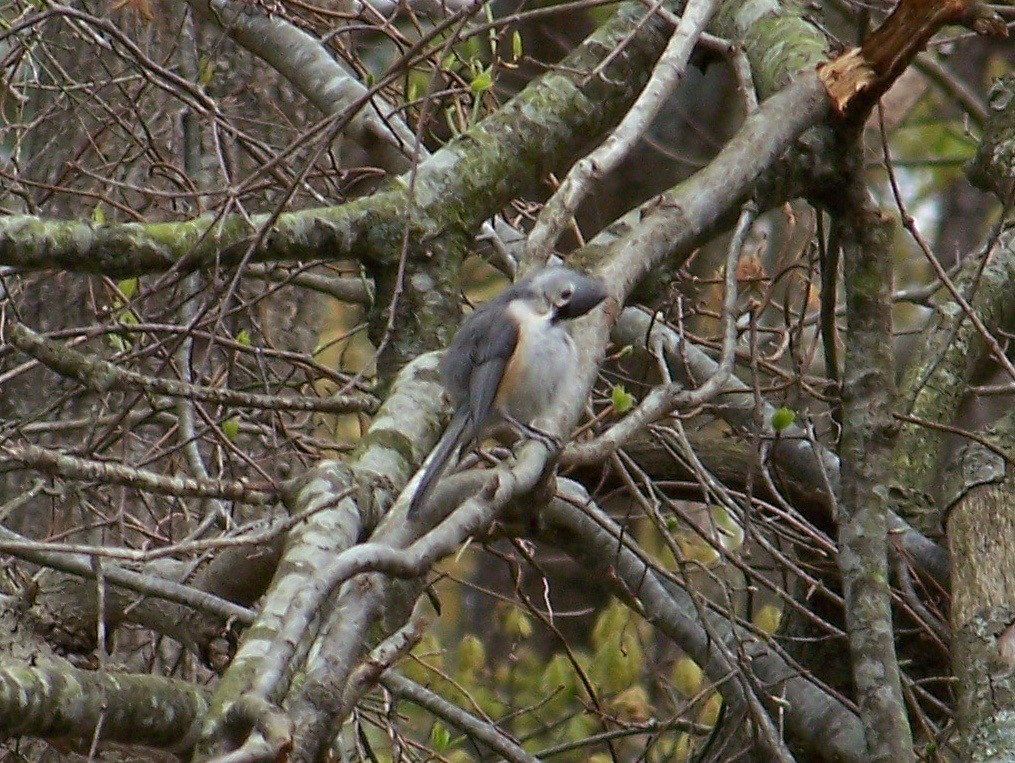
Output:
560,285,574,302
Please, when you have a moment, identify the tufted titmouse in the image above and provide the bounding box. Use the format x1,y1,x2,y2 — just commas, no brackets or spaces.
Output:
407,266,608,519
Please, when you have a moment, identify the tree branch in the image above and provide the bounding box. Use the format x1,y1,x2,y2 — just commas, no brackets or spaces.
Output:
1,443,275,504
0,660,209,752
835,173,914,760
543,482,867,762
3,318,378,414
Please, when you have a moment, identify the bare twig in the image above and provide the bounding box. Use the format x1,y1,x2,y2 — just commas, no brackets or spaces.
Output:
523,0,719,266
564,202,755,463
3,319,378,414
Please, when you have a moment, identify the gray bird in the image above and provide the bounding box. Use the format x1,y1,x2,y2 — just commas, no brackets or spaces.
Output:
407,266,608,519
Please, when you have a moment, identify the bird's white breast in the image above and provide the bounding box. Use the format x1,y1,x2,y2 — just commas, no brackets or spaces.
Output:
499,300,576,426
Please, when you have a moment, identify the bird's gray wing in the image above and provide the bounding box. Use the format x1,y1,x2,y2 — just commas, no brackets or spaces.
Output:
464,308,520,437
410,302,521,520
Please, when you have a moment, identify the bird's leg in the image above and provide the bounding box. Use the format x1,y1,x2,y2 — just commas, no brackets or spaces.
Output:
501,412,564,451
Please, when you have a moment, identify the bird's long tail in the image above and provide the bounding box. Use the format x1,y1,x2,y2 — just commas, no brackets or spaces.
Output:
407,408,471,519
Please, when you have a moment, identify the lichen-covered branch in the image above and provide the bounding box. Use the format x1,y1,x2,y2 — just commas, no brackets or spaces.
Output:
835,177,914,761
892,228,1015,534
0,3,670,279
968,73,1015,201
944,224,1015,760
0,661,209,752
193,350,446,758
947,421,1015,760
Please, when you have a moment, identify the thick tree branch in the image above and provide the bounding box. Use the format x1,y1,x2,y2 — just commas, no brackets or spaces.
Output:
836,177,914,760
817,0,1006,123
0,661,208,752
968,72,1015,203
946,435,1015,760
193,349,446,757
892,226,1015,534
0,3,671,277
943,224,1015,759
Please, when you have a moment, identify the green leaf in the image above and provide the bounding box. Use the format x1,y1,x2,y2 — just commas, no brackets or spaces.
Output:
754,604,782,634
92,205,106,224
502,607,533,640
540,653,578,710
117,278,138,300
590,601,643,691
771,406,795,432
357,722,380,763
611,383,634,414
235,328,251,347
430,722,451,752
107,334,129,353
457,634,485,674
117,309,139,326
199,58,214,87
699,692,723,725
592,639,641,693
469,67,494,94
671,656,702,697
222,416,240,441
512,30,523,60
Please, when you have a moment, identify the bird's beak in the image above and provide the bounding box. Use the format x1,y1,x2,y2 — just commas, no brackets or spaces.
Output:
559,276,608,320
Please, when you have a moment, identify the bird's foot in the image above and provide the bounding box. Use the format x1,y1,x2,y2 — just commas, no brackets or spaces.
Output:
502,413,563,451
